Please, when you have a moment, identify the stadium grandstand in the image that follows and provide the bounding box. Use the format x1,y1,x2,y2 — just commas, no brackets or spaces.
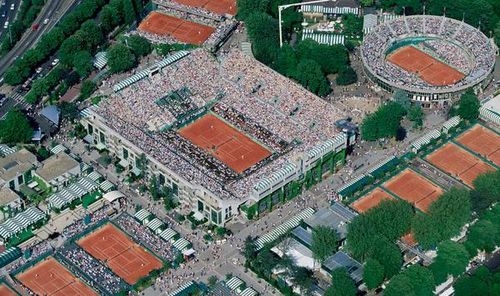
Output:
80,49,351,226
361,15,496,108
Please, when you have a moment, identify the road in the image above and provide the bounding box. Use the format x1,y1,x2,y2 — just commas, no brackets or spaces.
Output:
0,0,22,38
0,0,74,76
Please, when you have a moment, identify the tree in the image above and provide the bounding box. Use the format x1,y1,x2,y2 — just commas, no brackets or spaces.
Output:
59,102,80,122
384,272,415,296
100,6,117,33
368,237,403,278
342,14,363,37
149,175,161,201
336,66,357,85
126,35,152,57
430,241,469,283
243,236,257,260
294,59,331,96
457,91,480,121
0,110,33,144
311,226,339,262
79,20,104,50
291,266,314,294
236,0,270,20
465,204,500,255
297,40,348,75
325,267,356,296
360,0,374,6
73,50,94,77
361,102,406,141
471,170,500,214
274,44,298,77
363,258,384,289
107,43,136,73
122,0,136,24
404,265,435,296
454,266,500,296
207,275,218,287
252,247,279,277
413,188,471,249
393,90,411,110
80,80,97,100
59,35,84,66
245,12,279,65
408,105,424,128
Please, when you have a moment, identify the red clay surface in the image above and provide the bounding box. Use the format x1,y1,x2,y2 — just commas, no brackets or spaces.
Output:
426,143,496,188
456,125,500,166
138,12,215,45
383,169,444,212
172,0,237,15
351,188,395,213
387,46,465,86
178,113,272,173
16,257,97,296
401,233,417,247
0,284,17,296
77,224,163,285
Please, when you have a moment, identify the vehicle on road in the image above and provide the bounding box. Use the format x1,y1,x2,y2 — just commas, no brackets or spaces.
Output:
51,59,59,66
3,21,8,29
10,4,14,10
43,18,49,25
32,24,40,31
36,67,43,74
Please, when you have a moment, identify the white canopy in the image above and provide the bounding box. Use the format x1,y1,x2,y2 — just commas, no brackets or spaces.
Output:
103,191,125,202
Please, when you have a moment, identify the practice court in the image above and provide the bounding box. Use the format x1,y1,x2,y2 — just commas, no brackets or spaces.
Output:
16,257,97,296
138,12,215,45
383,169,444,212
171,0,237,15
178,113,272,173
77,224,163,285
0,284,18,296
387,46,465,86
426,143,495,187
351,188,394,213
456,124,500,166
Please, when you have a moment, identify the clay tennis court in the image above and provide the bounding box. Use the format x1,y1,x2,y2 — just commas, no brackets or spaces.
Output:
138,12,215,45
77,224,163,285
172,0,237,15
0,284,18,296
383,169,443,212
351,188,395,213
387,46,465,86
16,257,97,296
178,113,272,173
426,143,495,187
456,125,500,166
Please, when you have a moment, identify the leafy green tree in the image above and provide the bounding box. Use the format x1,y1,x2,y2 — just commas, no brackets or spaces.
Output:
79,20,104,50
311,226,339,262
59,35,84,66
122,0,136,24
325,268,356,296
126,35,152,57
252,247,279,278
336,66,357,85
236,0,270,20
471,170,500,214
408,105,424,128
243,236,257,260
404,264,435,296
457,91,480,121
361,102,406,141
342,14,363,37
245,12,279,65
59,102,80,122
294,59,331,96
291,266,314,294
368,236,403,278
454,266,500,296
107,43,136,73
274,44,298,77
430,241,469,283
207,275,218,287
59,13,80,36
384,272,415,296
149,175,161,201
297,39,348,75
100,5,117,34
73,50,94,77
413,188,471,249
0,110,33,144
360,0,374,6
363,258,385,289
80,80,97,100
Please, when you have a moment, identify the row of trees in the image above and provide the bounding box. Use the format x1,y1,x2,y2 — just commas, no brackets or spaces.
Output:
0,0,46,55
4,0,108,86
454,266,500,296
237,0,355,96
22,0,148,103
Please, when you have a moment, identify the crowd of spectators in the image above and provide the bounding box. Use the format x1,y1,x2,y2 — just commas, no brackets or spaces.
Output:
6,242,53,273
361,15,495,91
62,205,112,239
58,245,128,294
95,48,345,200
114,213,176,261
154,0,225,21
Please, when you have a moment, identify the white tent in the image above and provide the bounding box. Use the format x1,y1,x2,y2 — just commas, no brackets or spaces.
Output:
103,191,125,203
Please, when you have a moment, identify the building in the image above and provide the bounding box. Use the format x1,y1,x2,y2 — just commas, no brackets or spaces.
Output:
304,202,357,240
80,49,350,226
320,251,363,284
34,152,80,190
0,188,23,221
0,149,38,191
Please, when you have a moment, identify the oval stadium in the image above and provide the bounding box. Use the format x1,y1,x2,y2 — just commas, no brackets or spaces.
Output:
361,15,496,108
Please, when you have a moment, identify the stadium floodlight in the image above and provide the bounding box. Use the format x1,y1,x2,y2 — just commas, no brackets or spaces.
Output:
278,0,337,47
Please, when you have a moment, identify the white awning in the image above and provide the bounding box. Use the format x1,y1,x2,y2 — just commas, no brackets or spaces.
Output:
103,191,125,202
134,209,151,223
160,228,178,242
172,238,190,251
182,248,196,257
226,276,244,291
147,218,164,232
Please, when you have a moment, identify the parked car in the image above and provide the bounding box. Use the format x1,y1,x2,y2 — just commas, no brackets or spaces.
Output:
51,59,59,66
10,3,14,10
43,18,49,25
3,21,8,29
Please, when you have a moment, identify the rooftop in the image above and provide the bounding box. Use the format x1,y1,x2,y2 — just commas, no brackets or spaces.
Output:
322,251,363,283
305,202,357,239
35,152,80,182
0,187,20,206
0,149,37,182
